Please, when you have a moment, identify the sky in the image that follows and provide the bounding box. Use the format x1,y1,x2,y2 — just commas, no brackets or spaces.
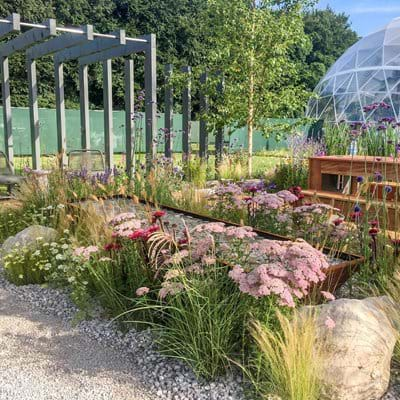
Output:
316,0,400,37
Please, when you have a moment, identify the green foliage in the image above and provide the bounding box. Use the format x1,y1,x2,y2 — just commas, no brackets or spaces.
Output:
158,264,248,379
2,234,72,286
299,7,359,91
272,159,308,189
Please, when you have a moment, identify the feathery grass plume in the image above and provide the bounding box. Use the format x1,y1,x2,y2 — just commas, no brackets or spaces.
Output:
250,310,323,400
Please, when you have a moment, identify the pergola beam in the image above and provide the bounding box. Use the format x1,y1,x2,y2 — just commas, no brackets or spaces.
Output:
54,30,126,64
26,25,94,168
0,13,20,38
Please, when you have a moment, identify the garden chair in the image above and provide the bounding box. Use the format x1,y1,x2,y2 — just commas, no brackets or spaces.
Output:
0,151,23,194
67,149,105,172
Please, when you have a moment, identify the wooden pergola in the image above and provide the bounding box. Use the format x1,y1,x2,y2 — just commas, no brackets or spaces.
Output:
0,13,157,172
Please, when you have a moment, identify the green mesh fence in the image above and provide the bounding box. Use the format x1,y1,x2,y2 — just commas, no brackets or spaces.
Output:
0,107,293,156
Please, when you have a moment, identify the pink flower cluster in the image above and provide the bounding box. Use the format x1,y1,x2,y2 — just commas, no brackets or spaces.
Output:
229,239,329,307
73,245,99,260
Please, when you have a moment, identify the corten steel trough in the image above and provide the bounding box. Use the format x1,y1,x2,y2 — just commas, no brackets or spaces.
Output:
75,194,364,296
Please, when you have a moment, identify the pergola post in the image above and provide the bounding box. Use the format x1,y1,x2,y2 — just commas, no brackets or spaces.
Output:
181,66,191,162
54,61,67,167
124,57,134,175
144,34,157,168
199,72,209,161
79,65,90,149
0,14,20,171
1,57,13,171
103,59,113,169
27,58,41,169
164,64,173,159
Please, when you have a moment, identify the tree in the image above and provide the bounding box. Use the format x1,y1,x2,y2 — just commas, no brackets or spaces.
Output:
201,0,313,175
300,7,359,91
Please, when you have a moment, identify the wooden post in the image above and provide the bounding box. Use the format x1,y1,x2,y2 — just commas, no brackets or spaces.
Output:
27,58,40,170
199,72,208,160
144,34,157,169
181,66,191,162
79,64,90,149
103,59,113,169
164,64,173,159
54,61,67,167
1,57,13,171
124,57,134,175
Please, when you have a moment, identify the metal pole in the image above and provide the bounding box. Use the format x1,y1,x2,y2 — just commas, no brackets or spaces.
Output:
215,72,225,174
79,64,90,149
164,64,173,159
103,59,113,169
124,57,134,175
1,57,13,171
181,66,191,162
144,34,157,169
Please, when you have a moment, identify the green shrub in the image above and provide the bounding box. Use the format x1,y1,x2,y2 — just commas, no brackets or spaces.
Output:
3,233,73,286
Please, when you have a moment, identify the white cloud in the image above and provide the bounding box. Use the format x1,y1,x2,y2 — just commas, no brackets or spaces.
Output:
350,6,400,14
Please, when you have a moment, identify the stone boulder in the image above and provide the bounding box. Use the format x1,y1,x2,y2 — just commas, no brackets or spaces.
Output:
306,297,399,400
1,225,58,260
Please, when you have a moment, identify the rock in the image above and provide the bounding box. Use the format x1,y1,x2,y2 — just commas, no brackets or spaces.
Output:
307,297,399,400
1,225,58,259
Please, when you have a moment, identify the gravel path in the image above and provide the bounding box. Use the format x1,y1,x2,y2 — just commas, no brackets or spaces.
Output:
0,269,245,400
0,286,155,400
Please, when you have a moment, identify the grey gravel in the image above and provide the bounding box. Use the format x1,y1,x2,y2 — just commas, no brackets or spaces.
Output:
0,269,246,400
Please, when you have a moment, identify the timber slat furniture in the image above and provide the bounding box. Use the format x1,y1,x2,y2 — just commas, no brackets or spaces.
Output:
309,155,400,193
0,150,23,193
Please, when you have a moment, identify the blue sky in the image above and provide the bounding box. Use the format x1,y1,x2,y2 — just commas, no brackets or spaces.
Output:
316,0,400,36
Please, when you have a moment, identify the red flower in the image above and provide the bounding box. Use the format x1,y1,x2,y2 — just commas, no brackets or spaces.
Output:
104,242,122,251
333,218,344,226
152,210,166,219
350,211,362,220
142,225,160,240
369,220,379,227
369,227,379,237
129,229,146,240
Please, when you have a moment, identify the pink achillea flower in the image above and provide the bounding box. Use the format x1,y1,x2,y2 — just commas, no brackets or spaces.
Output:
321,291,335,301
136,287,150,296
253,193,284,210
159,281,184,299
201,255,216,265
73,245,99,260
225,226,257,239
325,316,336,330
276,190,298,203
229,239,329,307
109,212,136,226
112,219,143,237
193,222,226,234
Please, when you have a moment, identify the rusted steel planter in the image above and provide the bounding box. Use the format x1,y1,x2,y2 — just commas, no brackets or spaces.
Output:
73,195,364,295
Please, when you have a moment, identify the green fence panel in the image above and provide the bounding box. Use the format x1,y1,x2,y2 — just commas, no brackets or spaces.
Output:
0,107,296,156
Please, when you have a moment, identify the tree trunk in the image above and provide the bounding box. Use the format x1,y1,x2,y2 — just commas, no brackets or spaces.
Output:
247,0,256,177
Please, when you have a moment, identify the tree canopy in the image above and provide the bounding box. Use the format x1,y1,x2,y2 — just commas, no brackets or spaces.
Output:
0,1,358,111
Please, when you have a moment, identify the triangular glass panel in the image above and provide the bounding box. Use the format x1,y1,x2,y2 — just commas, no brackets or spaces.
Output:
358,30,385,51
386,31,400,46
316,96,332,117
307,99,317,118
357,69,376,88
359,47,383,68
390,93,400,119
334,74,352,94
384,69,400,90
320,78,335,96
389,76,400,93
343,97,363,122
346,74,358,93
383,45,400,64
358,70,387,93
341,53,357,72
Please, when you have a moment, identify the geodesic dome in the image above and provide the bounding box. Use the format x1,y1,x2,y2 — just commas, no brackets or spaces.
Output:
307,17,400,123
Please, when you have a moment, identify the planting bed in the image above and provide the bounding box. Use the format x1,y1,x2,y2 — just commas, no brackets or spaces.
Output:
88,197,364,296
